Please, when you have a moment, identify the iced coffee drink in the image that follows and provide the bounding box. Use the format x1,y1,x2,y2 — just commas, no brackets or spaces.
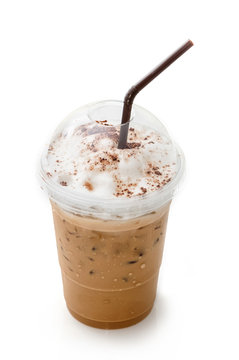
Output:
40,100,184,329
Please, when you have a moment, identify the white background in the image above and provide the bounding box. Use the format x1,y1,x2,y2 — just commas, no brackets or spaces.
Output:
1,1,239,359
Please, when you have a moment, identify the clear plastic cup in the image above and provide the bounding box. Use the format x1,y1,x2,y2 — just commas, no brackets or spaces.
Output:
39,100,185,329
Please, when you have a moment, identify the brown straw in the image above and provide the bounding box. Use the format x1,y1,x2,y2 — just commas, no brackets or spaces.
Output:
118,40,194,149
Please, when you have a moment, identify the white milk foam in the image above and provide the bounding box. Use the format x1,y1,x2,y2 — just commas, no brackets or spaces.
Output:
44,120,178,199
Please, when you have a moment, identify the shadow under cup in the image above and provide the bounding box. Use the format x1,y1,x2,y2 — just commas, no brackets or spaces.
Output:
51,201,171,329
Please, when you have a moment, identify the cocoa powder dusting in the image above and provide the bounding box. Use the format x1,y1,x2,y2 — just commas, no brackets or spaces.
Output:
109,154,118,161
84,181,93,191
95,120,111,126
46,118,177,200
140,187,147,194
60,181,67,186
99,157,110,165
127,142,141,149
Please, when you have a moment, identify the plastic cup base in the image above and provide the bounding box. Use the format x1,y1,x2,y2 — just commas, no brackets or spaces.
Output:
67,306,153,329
